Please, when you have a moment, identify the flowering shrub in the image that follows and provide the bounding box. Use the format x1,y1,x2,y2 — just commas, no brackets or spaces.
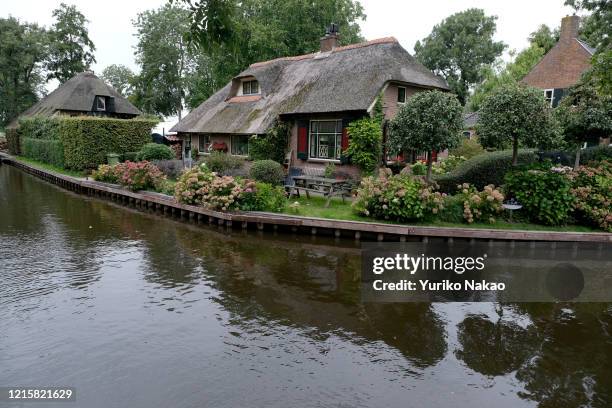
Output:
353,169,445,222
504,167,575,225
434,155,467,174
174,164,216,205
116,161,166,191
454,183,504,223
91,164,120,183
239,181,286,212
567,160,612,232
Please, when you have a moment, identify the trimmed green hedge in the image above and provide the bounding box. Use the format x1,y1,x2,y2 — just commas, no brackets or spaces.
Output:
18,117,64,167
59,117,156,169
435,149,538,193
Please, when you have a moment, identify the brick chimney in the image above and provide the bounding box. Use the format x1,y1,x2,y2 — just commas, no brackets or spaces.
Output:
320,23,340,52
560,15,580,43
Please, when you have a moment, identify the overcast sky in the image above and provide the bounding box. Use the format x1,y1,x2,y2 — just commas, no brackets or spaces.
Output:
4,0,578,75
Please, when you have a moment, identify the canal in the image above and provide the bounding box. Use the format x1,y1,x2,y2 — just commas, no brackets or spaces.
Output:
1,163,610,408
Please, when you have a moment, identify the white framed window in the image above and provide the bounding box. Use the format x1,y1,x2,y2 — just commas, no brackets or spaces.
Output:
231,135,249,156
96,96,106,111
199,135,211,153
397,87,406,104
544,89,554,107
242,80,259,95
309,119,342,161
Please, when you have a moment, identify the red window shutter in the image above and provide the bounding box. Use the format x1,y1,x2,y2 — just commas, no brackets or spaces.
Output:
341,127,349,151
297,122,308,160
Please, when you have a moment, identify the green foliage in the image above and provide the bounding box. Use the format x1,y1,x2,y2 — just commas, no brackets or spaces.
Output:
580,145,612,163
101,64,135,96
450,138,485,159
248,120,289,163
504,166,575,225
17,117,64,167
46,3,96,83
588,50,612,96
249,160,284,185
92,161,166,191
5,128,20,155
453,183,505,223
136,143,175,161
58,116,157,170
91,164,119,184
436,149,538,193
174,164,216,205
555,78,612,167
389,90,463,179
414,8,505,105
477,84,558,164
568,160,612,231
122,151,139,162
204,151,244,174
352,169,446,222
0,17,47,127
175,164,243,211
239,181,287,212
345,117,382,174
431,155,467,175
324,162,336,179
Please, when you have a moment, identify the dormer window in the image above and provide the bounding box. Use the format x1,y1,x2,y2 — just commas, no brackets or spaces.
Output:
242,80,259,95
96,96,106,111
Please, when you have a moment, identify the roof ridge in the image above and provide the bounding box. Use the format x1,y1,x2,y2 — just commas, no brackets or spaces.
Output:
249,36,398,68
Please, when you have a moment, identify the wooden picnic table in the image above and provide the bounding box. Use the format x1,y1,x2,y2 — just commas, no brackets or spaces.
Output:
288,175,352,207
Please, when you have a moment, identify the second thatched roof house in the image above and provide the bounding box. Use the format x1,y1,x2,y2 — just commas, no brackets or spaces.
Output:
7,71,141,129
172,27,448,176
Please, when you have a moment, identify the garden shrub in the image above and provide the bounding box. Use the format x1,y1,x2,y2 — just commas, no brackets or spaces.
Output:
249,160,284,185
240,182,286,212
174,164,216,205
122,151,138,162
454,183,505,224
59,116,157,170
504,166,575,225
433,155,467,174
16,117,64,167
5,128,20,155
345,117,382,174
436,149,538,193
91,164,120,184
579,145,612,164
153,159,183,179
352,169,445,222
204,151,243,175
249,120,288,163
568,160,612,232
449,138,485,159
136,143,175,161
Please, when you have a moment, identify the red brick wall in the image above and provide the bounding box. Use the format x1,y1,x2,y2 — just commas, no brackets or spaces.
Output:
382,84,423,119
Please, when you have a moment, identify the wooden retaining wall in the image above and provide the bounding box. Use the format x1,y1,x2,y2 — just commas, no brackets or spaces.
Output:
2,154,611,243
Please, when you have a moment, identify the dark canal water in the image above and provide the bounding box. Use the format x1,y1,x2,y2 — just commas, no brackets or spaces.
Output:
1,163,611,408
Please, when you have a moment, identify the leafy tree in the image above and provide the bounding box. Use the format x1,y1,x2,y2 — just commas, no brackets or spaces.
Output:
0,17,47,127
46,3,96,83
101,64,135,96
555,78,612,169
345,117,382,174
171,0,365,102
389,91,463,181
469,24,558,111
477,84,557,165
414,9,505,105
132,4,198,118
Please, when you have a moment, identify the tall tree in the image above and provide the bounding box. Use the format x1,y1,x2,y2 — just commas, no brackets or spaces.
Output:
101,64,135,96
389,91,463,181
0,17,47,127
469,24,558,111
46,3,96,83
132,5,197,119
477,84,557,165
414,9,505,105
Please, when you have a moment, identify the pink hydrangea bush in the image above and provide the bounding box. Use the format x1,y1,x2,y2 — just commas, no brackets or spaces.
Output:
115,161,166,191
91,164,121,184
174,164,216,205
455,183,504,223
567,160,611,232
353,168,445,222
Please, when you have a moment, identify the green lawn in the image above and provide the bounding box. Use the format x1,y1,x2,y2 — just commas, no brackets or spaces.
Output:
283,195,598,233
13,156,84,178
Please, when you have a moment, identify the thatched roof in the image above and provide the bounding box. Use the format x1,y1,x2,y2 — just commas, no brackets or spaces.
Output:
7,71,141,128
172,37,448,134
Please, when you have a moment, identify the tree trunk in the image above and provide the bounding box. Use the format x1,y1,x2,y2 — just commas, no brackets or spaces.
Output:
512,137,518,166
426,151,433,182
574,145,581,171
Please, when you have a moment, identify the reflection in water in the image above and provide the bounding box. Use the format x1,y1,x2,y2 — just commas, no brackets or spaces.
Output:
0,164,610,408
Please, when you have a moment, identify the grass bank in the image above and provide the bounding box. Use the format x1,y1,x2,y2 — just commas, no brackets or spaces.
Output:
13,156,84,178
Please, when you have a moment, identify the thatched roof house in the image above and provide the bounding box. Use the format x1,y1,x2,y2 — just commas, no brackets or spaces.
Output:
173,28,448,175
7,71,141,128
